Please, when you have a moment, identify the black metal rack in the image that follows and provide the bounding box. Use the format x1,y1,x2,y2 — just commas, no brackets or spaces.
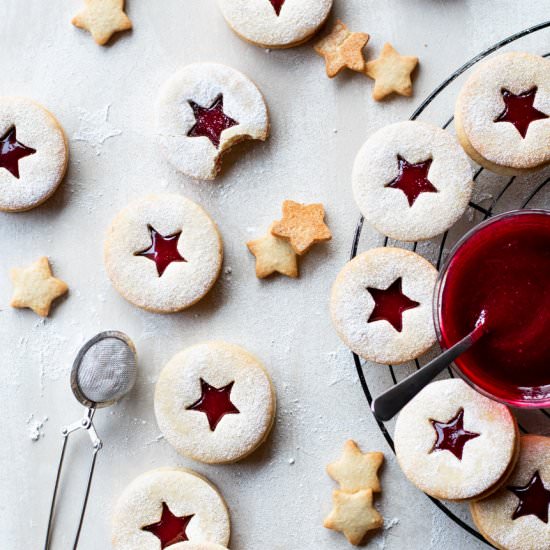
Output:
349,21,550,547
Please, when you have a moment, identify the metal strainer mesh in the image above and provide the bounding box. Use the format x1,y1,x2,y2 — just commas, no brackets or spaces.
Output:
75,337,137,404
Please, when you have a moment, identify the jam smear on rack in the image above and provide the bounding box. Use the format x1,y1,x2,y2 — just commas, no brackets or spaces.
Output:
367,277,420,333
0,126,36,179
508,471,550,523
141,502,194,549
134,225,186,277
385,156,438,207
186,378,240,431
429,408,480,461
268,0,286,15
494,87,548,139
188,95,238,148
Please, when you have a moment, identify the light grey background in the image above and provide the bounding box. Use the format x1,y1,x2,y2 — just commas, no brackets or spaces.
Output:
1,1,548,549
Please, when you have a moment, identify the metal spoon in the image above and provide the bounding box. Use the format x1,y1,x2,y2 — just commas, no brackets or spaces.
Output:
44,331,137,550
371,320,486,422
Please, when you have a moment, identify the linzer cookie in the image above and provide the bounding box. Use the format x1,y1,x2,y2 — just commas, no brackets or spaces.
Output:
395,379,519,502
352,121,473,242
330,247,437,364
471,435,550,550
112,468,230,549
104,194,223,313
0,97,68,212
217,0,333,49
155,63,268,180
455,52,550,175
154,342,276,464
176,544,228,550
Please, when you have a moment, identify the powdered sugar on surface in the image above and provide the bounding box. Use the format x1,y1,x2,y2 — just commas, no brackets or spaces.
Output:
73,104,122,155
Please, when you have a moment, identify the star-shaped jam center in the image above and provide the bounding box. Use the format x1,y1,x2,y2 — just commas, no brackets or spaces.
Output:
429,408,480,461
494,87,549,139
268,0,285,15
186,378,240,431
385,155,438,207
0,126,36,179
187,94,238,149
366,277,420,333
134,225,187,277
141,502,194,549
508,471,550,523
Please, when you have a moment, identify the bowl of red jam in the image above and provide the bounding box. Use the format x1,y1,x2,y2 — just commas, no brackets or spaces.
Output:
435,209,550,408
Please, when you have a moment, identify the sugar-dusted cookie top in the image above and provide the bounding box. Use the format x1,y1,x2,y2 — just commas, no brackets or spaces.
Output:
0,97,68,212
156,63,268,180
217,0,333,49
155,341,276,464
471,435,550,550
330,247,438,364
104,194,223,313
112,468,230,550
395,379,518,501
352,121,473,241
455,52,550,174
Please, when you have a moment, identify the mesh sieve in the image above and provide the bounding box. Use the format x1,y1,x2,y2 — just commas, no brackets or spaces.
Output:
72,332,137,406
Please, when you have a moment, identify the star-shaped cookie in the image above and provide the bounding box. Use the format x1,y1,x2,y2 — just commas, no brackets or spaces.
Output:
327,440,384,493
10,257,68,317
314,20,370,78
271,200,332,255
365,43,419,101
247,224,298,279
324,489,383,545
72,0,132,46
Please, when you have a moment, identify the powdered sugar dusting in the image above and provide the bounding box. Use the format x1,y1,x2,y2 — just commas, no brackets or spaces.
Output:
218,0,333,48
73,104,122,155
330,247,438,364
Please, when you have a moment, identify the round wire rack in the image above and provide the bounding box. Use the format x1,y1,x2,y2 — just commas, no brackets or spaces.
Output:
350,21,550,547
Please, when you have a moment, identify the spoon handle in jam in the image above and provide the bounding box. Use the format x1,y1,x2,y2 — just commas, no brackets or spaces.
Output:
371,325,485,422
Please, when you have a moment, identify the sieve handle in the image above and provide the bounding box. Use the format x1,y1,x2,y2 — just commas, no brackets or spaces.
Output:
44,406,103,550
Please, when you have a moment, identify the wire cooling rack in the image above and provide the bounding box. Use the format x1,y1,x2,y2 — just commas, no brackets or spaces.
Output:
350,21,550,547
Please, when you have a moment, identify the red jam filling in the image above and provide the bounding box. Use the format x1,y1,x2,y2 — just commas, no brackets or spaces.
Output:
141,502,194,549
134,225,186,277
186,378,240,431
508,471,550,523
187,95,238,148
439,211,550,405
385,156,438,207
429,408,480,461
268,0,285,15
0,126,36,179
367,277,420,333
494,87,549,139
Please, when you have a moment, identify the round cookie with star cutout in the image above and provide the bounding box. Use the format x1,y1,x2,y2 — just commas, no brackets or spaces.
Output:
172,544,228,550
455,52,550,175
154,341,276,464
104,194,223,313
112,467,230,550
156,63,269,180
352,121,473,242
0,97,68,212
395,378,519,502
217,0,333,49
330,247,438,365
470,435,550,550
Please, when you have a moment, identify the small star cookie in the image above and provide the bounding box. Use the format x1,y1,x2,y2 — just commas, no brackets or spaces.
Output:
72,0,132,46
10,257,68,317
271,200,332,255
314,20,370,78
247,224,298,279
327,440,384,493
324,489,383,545
365,43,419,101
